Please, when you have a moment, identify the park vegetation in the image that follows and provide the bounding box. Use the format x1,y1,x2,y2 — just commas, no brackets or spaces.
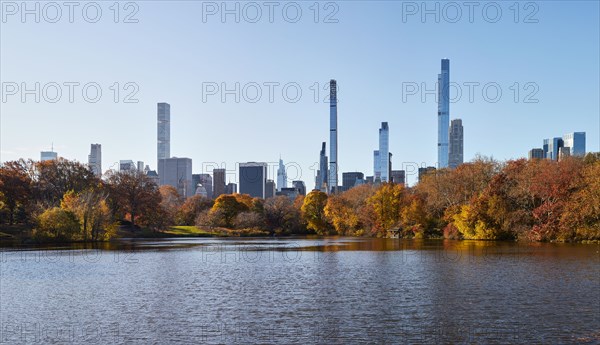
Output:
1,154,599,243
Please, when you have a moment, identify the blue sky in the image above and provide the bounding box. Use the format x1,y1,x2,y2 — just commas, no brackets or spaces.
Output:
1,1,599,186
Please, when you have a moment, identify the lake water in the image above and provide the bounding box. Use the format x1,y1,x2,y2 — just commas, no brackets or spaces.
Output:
1,238,598,344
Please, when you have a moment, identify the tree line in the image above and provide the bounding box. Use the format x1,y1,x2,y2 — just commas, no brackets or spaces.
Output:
1,154,599,242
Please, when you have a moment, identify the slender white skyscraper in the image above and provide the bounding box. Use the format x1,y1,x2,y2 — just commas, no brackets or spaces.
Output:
157,102,171,169
88,143,102,176
328,79,338,193
277,158,287,191
438,59,450,168
379,122,389,182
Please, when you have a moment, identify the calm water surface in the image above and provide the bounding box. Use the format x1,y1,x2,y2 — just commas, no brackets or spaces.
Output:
1,238,598,344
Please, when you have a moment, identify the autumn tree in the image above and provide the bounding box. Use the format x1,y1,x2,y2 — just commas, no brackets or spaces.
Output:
210,194,250,228
61,189,117,241
263,196,302,235
159,185,183,225
0,160,32,224
106,171,161,228
301,190,331,235
34,207,80,241
177,195,214,226
31,158,99,207
367,183,404,236
325,184,376,236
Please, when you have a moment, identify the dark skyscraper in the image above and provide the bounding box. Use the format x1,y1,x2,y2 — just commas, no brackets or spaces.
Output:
292,180,306,196
448,119,464,169
265,180,276,199
213,168,226,197
315,142,328,192
342,172,364,190
438,59,450,168
328,79,338,193
239,162,267,198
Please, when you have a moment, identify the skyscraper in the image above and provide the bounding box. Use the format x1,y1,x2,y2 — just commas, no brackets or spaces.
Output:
448,119,464,169
158,157,193,198
213,168,226,197
157,102,171,172
292,180,306,196
193,174,213,199
239,162,267,198
544,137,564,160
328,79,338,193
315,142,328,192
373,150,381,182
40,150,57,162
88,144,102,176
378,122,389,182
391,170,406,185
266,179,276,198
225,183,237,194
528,148,545,160
562,132,586,156
342,172,364,190
277,158,287,191
438,59,450,168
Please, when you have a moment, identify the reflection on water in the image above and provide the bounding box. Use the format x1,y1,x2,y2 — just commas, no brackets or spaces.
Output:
1,238,598,344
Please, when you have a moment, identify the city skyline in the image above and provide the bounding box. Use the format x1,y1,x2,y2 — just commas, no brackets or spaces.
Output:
2,2,599,186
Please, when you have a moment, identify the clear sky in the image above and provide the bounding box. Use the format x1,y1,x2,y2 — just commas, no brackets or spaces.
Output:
1,1,599,186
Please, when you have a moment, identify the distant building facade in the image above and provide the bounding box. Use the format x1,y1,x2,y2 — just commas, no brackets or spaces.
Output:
528,148,545,160
266,179,276,198
88,144,102,176
438,58,450,168
158,157,193,198
239,162,267,198
315,142,328,192
193,174,213,199
418,166,436,182
448,119,463,169
378,122,390,182
213,168,226,197
391,170,406,185
119,160,136,172
40,151,57,162
225,183,237,194
277,159,287,191
342,172,364,190
563,132,586,157
292,180,306,196
157,103,170,170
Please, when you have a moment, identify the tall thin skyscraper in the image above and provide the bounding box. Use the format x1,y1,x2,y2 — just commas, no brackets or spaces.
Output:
438,59,450,168
157,102,171,170
88,144,102,176
448,119,463,169
277,158,287,191
328,79,338,193
379,122,389,182
316,142,328,192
